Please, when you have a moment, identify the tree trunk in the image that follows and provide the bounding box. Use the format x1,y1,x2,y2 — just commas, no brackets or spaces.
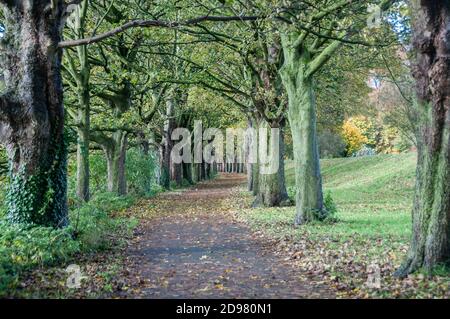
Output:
138,131,150,155
173,162,183,186
192,163,200,183
160,92,175,189
201,161,206,180
0,2,68,227
395,1,450,276
207,163,212,179
253,125,290,207
70,1,91,203
247,163,254,191
105,131,128,196
75,89,90,202
251,118,261,196
183,162,194,185
281,58,326,224
161,139,171,189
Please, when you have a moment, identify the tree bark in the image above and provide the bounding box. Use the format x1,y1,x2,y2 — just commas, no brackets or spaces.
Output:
173,162,183,186
160,90,176,189
67,0,91,203
250,117,260,196
75,88,90,202
103,131,128,196
396,1,450,276
253,125,290,207
0,1,68,227
206,163,212,179
280,40,326,224
183,162,194,185
201,161,206,180
247,161,254,191
251,163,260,196
161,138,171,189
192,163,200,183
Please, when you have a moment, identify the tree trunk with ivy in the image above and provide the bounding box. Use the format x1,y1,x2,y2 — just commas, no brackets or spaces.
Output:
0,1,68,227
396,0,450,276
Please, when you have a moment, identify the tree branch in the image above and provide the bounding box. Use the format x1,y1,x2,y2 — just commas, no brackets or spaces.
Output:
58,15,262,48
306,38,343,78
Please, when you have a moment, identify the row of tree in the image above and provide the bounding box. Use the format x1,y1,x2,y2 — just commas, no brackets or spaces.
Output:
0,0,448,276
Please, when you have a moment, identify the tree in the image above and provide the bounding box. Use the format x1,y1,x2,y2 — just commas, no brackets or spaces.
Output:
395,0,450,276
0,1,68,227
276,0,393,224
63,0,91,202
0,0,260,226
168,19,291,207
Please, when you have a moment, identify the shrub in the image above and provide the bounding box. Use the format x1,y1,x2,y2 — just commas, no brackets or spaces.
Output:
0,192,137,296
347,116,378,148
318,130,347,158
342,119,368,156
0,222,80,294
88,192,136,214
126,149,159,196
376,126,403,154
324,191,338,221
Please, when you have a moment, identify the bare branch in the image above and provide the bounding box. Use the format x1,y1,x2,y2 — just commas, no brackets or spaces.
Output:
58,15,262,48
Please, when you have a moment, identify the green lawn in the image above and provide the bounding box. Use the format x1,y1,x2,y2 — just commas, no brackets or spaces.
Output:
237,152,449,298
252,152,416,242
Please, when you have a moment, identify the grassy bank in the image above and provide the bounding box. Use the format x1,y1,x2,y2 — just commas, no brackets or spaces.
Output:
237,152,449,298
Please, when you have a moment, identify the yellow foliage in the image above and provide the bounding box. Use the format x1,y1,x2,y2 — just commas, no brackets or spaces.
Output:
341,120,368,155
347,115,377,147
376,126,401,154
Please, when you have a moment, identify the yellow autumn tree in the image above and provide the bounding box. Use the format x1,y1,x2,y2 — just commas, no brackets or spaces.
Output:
342,120,368,155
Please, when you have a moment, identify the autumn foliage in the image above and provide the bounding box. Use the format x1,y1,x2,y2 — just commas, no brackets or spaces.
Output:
341,119,368,155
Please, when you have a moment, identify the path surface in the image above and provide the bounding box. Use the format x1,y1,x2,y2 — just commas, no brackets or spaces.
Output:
123,174,332,298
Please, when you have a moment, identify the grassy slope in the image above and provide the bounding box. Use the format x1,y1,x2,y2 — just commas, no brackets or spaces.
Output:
290,152,416,239
238,152,448,298
253,152,416,242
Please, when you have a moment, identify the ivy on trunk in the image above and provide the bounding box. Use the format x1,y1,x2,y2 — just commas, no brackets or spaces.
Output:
0,0,68,227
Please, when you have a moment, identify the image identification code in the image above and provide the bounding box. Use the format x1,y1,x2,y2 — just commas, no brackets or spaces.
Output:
176,303,272,316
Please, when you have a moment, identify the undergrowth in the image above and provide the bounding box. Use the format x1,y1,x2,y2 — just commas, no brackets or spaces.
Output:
0,192,137,297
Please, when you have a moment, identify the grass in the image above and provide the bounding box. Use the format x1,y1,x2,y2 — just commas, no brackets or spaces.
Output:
249,152,416,242
237,152,449,298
